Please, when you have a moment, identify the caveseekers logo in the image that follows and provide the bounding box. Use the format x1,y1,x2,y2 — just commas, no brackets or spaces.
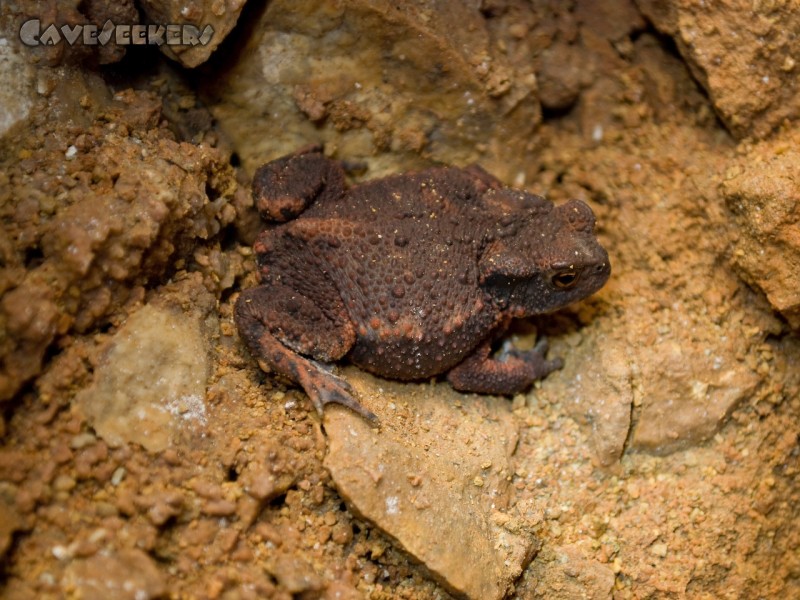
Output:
19,19,214,47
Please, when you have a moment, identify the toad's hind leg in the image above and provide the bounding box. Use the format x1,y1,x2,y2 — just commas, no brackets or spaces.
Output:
234,285,377,422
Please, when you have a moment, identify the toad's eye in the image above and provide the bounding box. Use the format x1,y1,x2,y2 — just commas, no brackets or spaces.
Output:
552,269,579,289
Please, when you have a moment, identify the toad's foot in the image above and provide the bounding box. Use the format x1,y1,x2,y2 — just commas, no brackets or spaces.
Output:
306,361,379,424
497,337,564,377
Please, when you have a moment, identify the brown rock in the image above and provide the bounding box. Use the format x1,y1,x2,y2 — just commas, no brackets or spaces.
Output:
0,281,59,402
552,295,763,457
630,332,760,453
722,136,800,328
80,0,140,64
323,579,362,600
62,548,167,600
537,41,585,111
202,0,540,182
138,0,247,68
575,0,646,43
0,37,34,137
242,468,295,502
323,368,536,600
202,499,237,517
0,499,24,559
268,554,324,595
522,543,615,599
637,0,800,139
0,77,237,402
563,337,633,466
75,302,210,452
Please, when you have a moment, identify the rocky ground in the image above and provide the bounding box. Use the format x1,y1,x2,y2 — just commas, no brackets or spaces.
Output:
1,1,799,599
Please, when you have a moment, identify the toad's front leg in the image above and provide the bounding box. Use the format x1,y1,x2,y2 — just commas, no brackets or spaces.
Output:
234,284,377,422
446,331,563,395
252,146,347,222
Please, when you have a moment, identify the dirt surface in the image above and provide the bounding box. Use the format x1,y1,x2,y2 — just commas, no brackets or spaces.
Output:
2,1,800,599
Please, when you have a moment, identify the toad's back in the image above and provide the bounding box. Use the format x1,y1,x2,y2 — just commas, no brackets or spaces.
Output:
275,168,504,379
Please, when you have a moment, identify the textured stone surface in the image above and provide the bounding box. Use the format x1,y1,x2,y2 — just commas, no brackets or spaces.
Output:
0,498,24,560
522,543,616,599
324,368,537,600
536,119,779,458
0,37,34,136
0,78,237,403
563,336,633,466
544,272,767,457
203,0,540,181
138,0,247,68
722,134,800,329
63,549,167,600
628,310,762,454
75,301,210,452
556,277,764,457
637,0,800,139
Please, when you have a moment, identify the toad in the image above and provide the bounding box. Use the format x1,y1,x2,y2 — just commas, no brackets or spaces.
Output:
235,147,610,421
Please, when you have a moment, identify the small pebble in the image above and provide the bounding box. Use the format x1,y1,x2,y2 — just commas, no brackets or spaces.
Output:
650,542,668,558
110,467,126,486
70,433,97,449
52,474,76,492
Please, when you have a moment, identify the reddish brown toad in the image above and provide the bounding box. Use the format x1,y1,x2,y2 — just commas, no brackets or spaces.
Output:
235,148,610,421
